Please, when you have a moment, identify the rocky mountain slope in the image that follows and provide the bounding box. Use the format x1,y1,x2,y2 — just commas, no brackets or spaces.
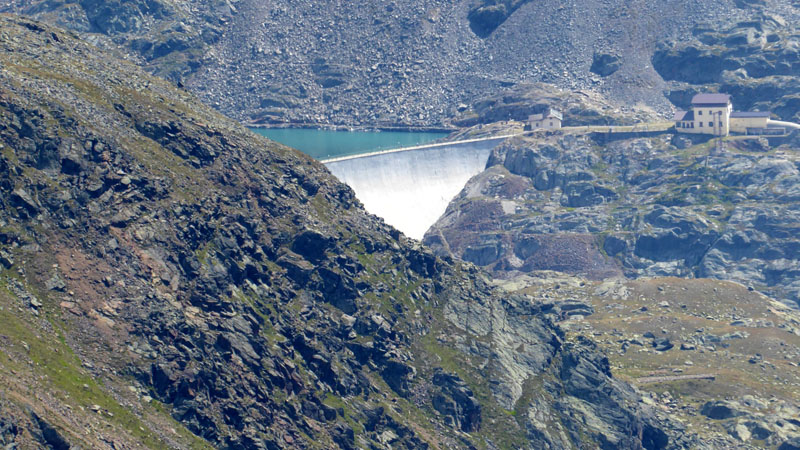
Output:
0,0,231,82
3,0,790,128
495,272,800,448
0,15,693,449
425,129,800,310
653,11,800,123
447,83,662,129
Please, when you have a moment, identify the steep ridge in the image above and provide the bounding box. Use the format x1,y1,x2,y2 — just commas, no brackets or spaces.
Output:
1,0,778,127
0,15,688,449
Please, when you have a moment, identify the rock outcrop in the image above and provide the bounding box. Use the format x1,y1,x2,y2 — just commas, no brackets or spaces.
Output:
449,83,657,128
491,273,800,448
654,13,800,122
426,130,800,308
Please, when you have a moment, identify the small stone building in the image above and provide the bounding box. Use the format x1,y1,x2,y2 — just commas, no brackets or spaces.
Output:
528,108,562,130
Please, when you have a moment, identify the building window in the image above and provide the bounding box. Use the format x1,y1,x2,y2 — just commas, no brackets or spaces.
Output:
719,122,723,127
699,122,703,127
709,121,713,127
698,110,703,115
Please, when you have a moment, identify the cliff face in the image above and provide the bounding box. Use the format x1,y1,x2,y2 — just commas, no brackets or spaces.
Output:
425,130,800,309
653,12,800,123
0,15,685,449
4,0,788,128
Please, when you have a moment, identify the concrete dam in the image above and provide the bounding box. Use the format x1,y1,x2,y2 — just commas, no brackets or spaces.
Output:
323,136,510,239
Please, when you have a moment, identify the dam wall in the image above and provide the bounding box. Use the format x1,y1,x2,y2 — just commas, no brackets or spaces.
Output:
324,137,507,239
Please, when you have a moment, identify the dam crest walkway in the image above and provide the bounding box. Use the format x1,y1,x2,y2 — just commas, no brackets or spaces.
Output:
320,134,516,163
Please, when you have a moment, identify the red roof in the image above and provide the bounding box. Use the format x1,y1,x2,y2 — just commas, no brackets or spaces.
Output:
691,93,731,105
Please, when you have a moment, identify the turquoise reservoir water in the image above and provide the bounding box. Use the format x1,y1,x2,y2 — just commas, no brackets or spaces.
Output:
249,128,449,161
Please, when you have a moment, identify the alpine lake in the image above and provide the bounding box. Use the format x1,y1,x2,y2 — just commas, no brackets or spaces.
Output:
249,127,449,161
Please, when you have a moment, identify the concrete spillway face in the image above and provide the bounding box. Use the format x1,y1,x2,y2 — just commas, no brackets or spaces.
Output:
324,138,503,239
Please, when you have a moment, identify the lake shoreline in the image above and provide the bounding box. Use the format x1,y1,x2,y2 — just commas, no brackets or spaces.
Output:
248,127,450,161
244,121,457,134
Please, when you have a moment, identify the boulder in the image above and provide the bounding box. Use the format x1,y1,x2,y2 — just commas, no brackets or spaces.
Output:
779,437,800,450
463,242,502,266
291,229,332,262
603,235,627,256
31,411,71,450
277,250,314,285
10,188,39,217
45,274,66,291
0,250,13,269
432,370,481,432
590,53,622,77
652,338,673,352
381,360,415,397
700,401,747,420
467,3,508,38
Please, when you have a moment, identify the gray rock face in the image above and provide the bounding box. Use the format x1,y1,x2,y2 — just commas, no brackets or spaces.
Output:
426,132,800,308
590,53,622,77
431,370,481,432
442,291,680,449
0,405,20,447
654,13,800,123
4,0,777,127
